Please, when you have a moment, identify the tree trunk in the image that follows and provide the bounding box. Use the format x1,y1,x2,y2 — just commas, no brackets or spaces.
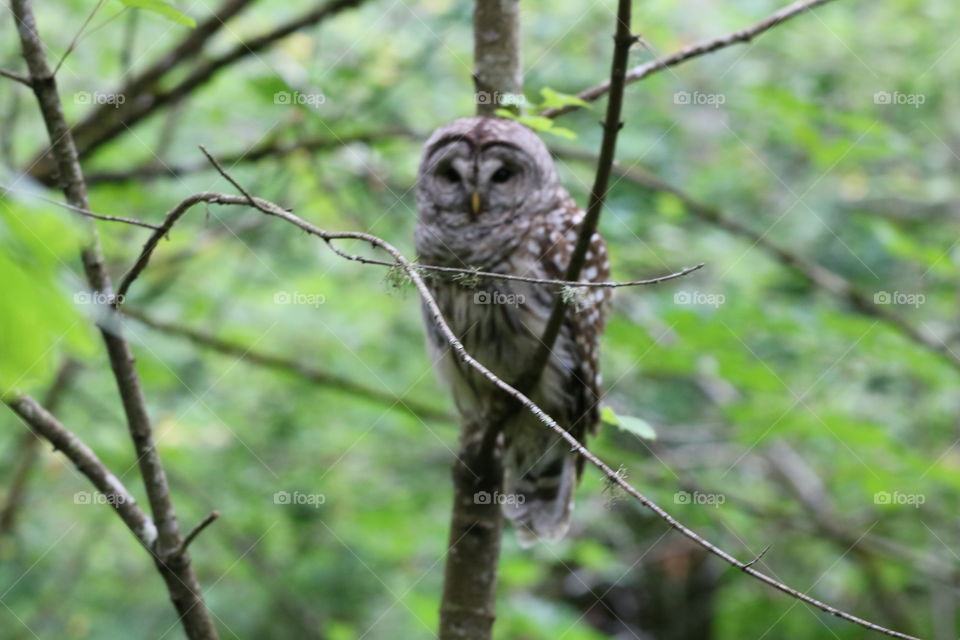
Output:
437,4,523,637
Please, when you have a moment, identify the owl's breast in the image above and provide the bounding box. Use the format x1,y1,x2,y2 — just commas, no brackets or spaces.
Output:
421,260,580,420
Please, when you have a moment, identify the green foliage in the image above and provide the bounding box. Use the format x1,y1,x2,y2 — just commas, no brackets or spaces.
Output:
600,406,657,440
0,201,92,393
494,88,589,138
2,0,958,638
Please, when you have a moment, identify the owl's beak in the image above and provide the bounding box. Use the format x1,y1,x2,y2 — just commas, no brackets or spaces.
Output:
470,190,481,217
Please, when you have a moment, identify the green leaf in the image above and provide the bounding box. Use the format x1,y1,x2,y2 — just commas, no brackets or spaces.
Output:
494,110,577,139
538,87,590,111
601,406,657,440
116,0,196,27
0,199,93,393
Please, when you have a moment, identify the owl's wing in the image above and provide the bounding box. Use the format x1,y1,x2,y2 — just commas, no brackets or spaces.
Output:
537,198,612,456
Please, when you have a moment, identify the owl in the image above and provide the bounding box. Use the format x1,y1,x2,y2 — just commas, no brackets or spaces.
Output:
415,117,612,546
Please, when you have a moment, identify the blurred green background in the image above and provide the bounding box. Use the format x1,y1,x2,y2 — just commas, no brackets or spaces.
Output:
1,0,958,638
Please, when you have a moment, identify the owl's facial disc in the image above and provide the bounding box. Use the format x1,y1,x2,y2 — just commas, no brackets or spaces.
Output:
431,145,532,215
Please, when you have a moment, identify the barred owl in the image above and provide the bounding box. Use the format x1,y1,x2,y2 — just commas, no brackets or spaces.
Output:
415,117,612,546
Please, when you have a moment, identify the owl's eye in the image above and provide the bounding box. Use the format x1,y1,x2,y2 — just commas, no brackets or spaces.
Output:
439,166,461,183
491,167,514,184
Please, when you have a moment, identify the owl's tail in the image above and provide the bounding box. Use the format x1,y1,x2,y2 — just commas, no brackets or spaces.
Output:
502,444,577,547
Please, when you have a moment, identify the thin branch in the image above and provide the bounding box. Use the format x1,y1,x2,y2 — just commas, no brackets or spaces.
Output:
541,0,841,119
743,544,772,569
173,511,220,558
325,251,704,289
199,144,258,205
3,394,158,548
0,67,32,87
115,192,242,301
51,0,106,76
510,0,636,420
556,148,960,373
0,183,161,229
122,307,454,423
0,359,80,537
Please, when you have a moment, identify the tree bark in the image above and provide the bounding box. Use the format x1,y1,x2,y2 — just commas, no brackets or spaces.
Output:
473,0,522,116
438,428,504,639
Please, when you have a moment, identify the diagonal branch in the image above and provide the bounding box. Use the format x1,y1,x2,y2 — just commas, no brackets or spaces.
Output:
0,67,32,87
490,0,636,456
541,0,841,119
4,394,158,548
0,359,80,537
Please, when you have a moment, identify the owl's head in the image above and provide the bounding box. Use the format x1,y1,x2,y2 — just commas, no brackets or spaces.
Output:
415,117,561,266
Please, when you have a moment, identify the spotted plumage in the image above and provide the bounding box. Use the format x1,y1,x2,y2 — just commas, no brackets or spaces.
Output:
415,117,611,545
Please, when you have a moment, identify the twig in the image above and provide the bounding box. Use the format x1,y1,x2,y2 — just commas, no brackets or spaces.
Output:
0,67,32,87
743,544,772,569
122,307,454,423
0,183,161,229
325,251,704,289
3,394,158,548
173,511,220,557
199,144,259,205
541,0,841,119
0,359,80,537
51,0,106,76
